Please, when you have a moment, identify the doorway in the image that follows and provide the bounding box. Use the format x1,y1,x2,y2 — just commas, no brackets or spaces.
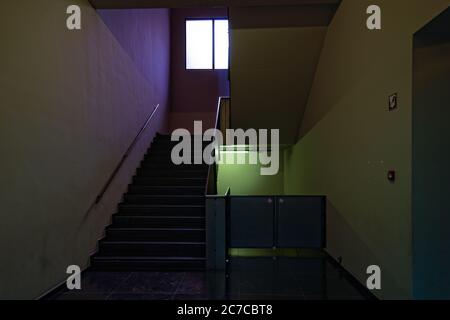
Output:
412,7,450,299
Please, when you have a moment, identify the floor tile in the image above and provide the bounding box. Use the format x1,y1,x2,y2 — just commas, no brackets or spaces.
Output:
58,271,132,294
107,293,172,300
176,272,207,294
303,294,365,300
54,292,109,300
43,256,370,301
324,276,365,299
172,293,210,300
238,294,304,300
113,272,185,294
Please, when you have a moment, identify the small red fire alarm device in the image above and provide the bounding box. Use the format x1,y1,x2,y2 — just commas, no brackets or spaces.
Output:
388,170,396,182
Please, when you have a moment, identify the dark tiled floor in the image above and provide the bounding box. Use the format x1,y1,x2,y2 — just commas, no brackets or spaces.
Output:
44,257,370,300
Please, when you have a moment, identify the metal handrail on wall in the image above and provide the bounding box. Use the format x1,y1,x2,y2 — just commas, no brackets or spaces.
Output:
95,104,160,205
205,97,230,196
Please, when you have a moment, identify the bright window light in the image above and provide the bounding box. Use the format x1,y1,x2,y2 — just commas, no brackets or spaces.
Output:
186,19,229,70
186,20,213,70
214,20,229,69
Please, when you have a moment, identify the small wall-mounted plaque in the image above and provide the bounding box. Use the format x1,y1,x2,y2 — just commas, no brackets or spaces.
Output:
389,93,398,111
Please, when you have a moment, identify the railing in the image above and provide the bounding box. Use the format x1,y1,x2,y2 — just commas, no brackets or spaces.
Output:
94,104,160,205
225,196,326,249
205,96,230,196
224,187,231,299
224,187,231,255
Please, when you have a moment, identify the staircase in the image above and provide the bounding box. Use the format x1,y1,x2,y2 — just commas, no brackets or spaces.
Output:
90,134,208,271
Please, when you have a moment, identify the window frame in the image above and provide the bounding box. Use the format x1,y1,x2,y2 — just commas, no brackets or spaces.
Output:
185,17,229,71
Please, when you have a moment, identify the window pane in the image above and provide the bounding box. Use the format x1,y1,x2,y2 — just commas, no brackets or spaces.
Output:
186,20,213,70
214,20,229,70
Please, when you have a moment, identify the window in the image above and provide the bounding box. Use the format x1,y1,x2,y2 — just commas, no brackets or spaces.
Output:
214,20,229,70
186,19,229,70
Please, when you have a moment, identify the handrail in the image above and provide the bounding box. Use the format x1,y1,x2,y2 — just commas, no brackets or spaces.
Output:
95,104,160,204
205,97,230,196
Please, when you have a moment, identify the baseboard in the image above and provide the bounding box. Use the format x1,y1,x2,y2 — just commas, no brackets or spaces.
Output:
325,252,379,300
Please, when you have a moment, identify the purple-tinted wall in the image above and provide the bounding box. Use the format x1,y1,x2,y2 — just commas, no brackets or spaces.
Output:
169,8,230,131
98,8,171,133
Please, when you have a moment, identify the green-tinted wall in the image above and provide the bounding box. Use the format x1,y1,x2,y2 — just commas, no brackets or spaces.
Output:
218,151,284,195
284,0,449,299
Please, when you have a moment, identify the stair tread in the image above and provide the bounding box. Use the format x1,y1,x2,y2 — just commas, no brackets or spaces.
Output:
101,241,205,245
141,164,208,166
93,256,206,261
119,204,204,208
135,177,205,179
90,133,207,271
129,186,204,188
138,172,206,175
108,227,205,231
126,195,204,197
116,215,203,218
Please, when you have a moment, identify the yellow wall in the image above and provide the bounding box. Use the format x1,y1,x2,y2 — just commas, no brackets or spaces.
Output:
229,6,328,144
218,151,285,195
285,0,449,299
0,0,169,299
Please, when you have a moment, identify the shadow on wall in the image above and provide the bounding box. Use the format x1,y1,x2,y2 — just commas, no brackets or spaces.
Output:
326,201,410,299
0,2,170,299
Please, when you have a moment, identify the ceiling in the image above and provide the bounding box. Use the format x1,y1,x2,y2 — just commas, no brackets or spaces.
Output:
89,0,341,9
